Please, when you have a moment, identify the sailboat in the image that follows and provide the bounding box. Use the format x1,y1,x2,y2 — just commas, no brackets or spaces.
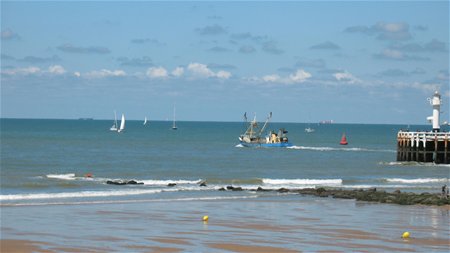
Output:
340,133,348,145
117,114,126,133
305,126,315,133
143,116,148,126
110,111,118,131
172,105,177,130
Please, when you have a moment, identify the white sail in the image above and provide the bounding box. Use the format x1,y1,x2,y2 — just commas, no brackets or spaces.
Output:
172,105,177,130
143,116,148,125
118,114,125,132
110,110,118,131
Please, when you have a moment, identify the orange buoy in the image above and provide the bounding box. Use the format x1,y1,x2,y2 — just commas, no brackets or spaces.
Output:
340,133,348,145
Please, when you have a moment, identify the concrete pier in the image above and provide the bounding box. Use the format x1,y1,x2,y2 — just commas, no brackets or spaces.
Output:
397,131,449,164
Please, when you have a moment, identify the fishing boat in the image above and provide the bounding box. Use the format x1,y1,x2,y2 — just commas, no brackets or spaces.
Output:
110,111,118,131
117,114,126,133
172,105,177,130
238,112,292,147
340,133,348,145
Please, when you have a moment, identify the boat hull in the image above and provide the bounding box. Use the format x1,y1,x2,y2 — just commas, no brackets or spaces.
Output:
240,141,293,148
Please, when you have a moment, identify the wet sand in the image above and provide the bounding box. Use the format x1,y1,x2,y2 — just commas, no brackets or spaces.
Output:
1,195,449,252
0,240,52,253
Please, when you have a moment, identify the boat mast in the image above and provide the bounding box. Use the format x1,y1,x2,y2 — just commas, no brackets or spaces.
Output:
259,112,272,135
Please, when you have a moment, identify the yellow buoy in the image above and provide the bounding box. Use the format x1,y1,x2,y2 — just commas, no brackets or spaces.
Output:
202,215,209,222
402,231,410,239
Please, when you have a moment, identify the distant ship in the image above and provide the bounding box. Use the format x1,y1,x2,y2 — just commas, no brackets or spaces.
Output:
319,120,334,124
238,112,292,147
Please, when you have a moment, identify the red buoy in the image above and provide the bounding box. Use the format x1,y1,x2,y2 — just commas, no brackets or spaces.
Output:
84,173,93,178
340,134,348,145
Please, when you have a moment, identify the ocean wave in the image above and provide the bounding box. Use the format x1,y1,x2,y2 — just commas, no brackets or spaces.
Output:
339,184,439,189
1,195,260,207
0,189,173,201
262,178,342,186
140,179,202,185
379,161,450,167
287,146,395,153
385,178,449,184
46,173,76,180
235,144,244,148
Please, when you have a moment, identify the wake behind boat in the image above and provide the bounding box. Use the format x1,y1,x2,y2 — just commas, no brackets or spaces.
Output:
238,112,292,147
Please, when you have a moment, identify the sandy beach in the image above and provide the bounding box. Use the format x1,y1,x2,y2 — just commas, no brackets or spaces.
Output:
1,195,449,252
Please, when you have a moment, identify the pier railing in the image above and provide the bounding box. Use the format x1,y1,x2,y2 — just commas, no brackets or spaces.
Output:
397,131,449,164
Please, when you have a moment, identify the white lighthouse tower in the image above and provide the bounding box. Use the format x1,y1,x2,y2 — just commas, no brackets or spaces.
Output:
427,91,441,132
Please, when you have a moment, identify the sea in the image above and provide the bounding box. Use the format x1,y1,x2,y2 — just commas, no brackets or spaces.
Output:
1,119,449,252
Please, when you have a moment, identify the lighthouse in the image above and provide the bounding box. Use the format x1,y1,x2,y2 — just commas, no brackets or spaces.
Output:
397,91,449,164
427,91,441,132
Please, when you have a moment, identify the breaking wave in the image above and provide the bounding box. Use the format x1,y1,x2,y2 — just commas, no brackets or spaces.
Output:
384,178,449,184
0,189,172,201
287,146,395,153
379,161,450,167
46,173,76,180
262,178,342,186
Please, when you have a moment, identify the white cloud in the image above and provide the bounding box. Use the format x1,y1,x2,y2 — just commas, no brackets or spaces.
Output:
187,62,231,79
262,74,281,82
171,67,184,77
259,69,312,84
1,66,41,76
74,72,81,77
146,66,168,78
289,69,312,83
216,70,231,79
187,63,215,78
333,71,361,84
84,69,126,79
47,65,66,75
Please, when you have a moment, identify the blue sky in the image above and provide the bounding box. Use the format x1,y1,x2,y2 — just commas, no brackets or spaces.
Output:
1,1,449,124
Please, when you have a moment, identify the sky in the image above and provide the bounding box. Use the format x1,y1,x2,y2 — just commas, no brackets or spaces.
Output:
1,0,449,124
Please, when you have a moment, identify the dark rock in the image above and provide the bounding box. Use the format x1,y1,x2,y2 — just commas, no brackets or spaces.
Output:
231,187,243,191
106,180,126,185
394,189,401,194
316,187,326,194
199,182,207,187
278,188,289,193
256,187,271,192
218,187,226,191
226,186,234,190
167,183,177,187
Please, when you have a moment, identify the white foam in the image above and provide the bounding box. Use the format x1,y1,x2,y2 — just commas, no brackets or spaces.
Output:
339,184,438,189
380,161,450,167
262,178,343,186
1,195,260,207
235,144,244,148
46,173,76,180
288,146,395,153
0,189,174,201
386,178,449,184
140,179,202,185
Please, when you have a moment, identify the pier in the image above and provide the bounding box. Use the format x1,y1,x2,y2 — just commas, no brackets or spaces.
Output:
397,131,449,164
396,91,450,164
